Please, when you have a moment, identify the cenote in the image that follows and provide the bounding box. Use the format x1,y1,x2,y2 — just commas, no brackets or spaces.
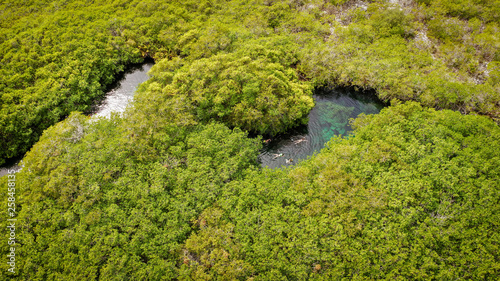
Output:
259,87,386,169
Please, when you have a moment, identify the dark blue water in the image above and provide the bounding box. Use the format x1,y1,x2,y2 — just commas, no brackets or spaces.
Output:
259,87,385,169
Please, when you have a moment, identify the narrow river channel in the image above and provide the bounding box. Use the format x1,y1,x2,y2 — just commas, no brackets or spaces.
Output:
91,61,154,118
0,61,154,177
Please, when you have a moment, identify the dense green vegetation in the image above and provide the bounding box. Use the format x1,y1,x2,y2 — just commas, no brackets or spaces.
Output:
300,1,500,118
141,49,314,135
2,102,499,279
1,0,499,279
2,0,500,164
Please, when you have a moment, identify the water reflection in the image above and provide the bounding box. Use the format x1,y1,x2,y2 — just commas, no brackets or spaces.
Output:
259,87,385,169
91,60,154,118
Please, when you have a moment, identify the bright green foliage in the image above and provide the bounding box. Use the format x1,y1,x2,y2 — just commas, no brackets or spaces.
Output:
0,2,140,164
417,0,500,22
0,0,226,164
140,51,314,135
0,110,260,279
299,1,500,119
368,3,416,38
330,0,352,5
182,102,500,279
179,207,254,280
3,101,498,279
2,0,500,163
1,0,500,279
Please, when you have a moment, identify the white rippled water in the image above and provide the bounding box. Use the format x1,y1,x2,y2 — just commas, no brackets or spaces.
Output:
92,62,154,118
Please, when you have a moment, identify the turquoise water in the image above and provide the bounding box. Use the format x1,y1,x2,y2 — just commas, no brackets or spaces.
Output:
259,87,385,169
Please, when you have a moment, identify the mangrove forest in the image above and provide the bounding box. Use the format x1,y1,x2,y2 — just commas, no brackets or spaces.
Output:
0,0,499,279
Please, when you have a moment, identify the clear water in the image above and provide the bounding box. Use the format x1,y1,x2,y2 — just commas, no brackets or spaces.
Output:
259,87,385,169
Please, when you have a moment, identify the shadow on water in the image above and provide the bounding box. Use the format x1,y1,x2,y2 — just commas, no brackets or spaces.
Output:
259,86,387,169
0,59,155,176
0,156,23,177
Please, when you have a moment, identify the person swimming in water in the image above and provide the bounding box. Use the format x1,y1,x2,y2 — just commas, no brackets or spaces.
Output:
293,137,307,145
272,153,283,159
